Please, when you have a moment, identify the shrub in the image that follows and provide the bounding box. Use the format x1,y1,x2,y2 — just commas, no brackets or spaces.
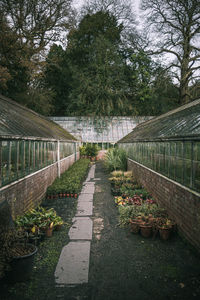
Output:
104,147,127,172
79,145,86,156
85,143,99,157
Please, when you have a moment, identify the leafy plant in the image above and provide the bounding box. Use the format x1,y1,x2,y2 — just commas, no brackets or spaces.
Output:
46,158,90,195
85,143,99,158
104,147,127,172
79,145,86,156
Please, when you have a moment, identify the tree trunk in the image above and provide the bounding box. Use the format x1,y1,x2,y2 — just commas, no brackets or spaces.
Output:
180,46,191,105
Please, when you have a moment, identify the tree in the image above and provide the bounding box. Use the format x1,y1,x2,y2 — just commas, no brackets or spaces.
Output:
0,0,74,112
0,0,73,56
150,68,179,115
43,44,72,115
0,14,30,99
141,0,200,104
66,11,132,116
80,0,136,30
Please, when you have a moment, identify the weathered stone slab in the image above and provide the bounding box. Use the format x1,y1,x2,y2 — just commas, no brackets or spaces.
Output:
69,217,93,240
78,193,93,202
83,181,95,185
85,165,96,181
76,201,93,216
55,241,90,285
81,184,95,194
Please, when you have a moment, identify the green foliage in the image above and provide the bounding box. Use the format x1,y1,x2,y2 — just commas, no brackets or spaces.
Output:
47,158,90,194
61,11,133,116
43,44,72,116
84,143,99,157
104,148,127,171
15,206,63,230
79,145,87,156
0,15,30,99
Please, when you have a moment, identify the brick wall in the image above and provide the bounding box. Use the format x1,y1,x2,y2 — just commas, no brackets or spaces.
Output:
0,153,79,219
128,158,200,252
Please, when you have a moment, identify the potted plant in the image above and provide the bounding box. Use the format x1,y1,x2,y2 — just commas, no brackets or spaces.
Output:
139,215,153,238
158,218,173,240
130,218,140,234
54,216,64,231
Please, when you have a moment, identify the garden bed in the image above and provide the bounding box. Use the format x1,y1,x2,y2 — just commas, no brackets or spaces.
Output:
46,158,90,198
109,170,177,241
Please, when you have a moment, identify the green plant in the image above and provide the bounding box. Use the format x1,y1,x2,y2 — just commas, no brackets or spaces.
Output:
15,207,64,234
84,143,99,158
104,148,127,172
79,145,86,156
118,206,135,227
46,158,90,195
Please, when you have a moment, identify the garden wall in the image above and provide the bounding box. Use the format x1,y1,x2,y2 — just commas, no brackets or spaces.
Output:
0,152,79,219
128,158,200,252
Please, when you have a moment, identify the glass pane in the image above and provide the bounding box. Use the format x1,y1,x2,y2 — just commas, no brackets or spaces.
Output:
176,142,183,184
1,141,10,186
18,140,25,178
168,142,175,180
183,142,192,187
193,142,200,191
10,141,17,181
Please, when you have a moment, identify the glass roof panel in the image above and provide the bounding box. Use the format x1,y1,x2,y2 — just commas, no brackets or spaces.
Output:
0,95,76,141
118,99,200,143
51,116,151,143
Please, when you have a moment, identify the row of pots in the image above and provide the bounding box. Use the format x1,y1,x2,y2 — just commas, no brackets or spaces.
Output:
46,193,78,199
130,218,175,240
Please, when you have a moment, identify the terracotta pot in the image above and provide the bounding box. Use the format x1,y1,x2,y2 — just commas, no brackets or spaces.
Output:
45,227,53,237
140,224,152,238
130,221,140,234
159,227,172,240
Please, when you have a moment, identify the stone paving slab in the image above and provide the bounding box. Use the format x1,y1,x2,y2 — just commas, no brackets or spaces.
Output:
55,241,91,285
69,217,93,240
78,193,93,202
83,181,95,185
76,201,93,216
81,184,95,194
85,165,96,181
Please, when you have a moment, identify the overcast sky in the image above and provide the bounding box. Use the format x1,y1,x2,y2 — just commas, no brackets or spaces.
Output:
72,0,141,17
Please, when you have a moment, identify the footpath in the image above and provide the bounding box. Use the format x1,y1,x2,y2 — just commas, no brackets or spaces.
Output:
55,161,200,300
55,164,96,285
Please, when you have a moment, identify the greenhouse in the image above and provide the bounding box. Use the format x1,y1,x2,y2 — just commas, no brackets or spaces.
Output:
0,95,79,217
0,95,78,188
51,116,152,148
118,98,200,193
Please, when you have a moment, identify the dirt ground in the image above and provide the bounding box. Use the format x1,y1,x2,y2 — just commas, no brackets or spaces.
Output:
1,161,200,300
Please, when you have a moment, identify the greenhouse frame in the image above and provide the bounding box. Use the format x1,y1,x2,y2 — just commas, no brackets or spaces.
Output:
0,95,79,217
51,116,152,148
118,99,200,193
118,98,200,251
